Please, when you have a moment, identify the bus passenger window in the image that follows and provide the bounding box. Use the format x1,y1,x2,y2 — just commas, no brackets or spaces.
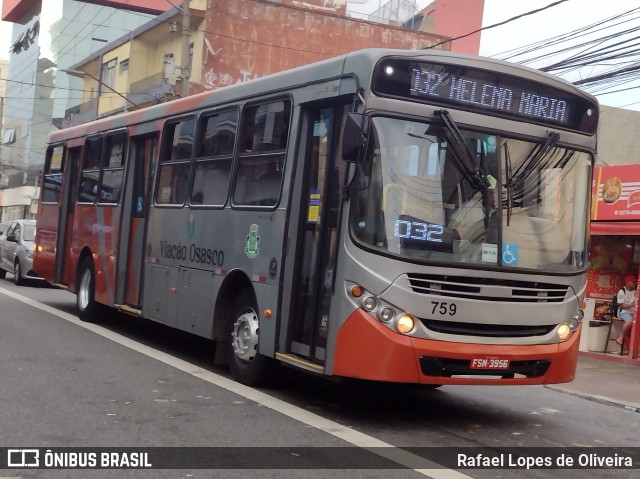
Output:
79,171,99,203
233,100,290,207
99,133,126,204
42,145,65,204
157,162,190,205
171,118,195,161
83,137,102,170
78,137,102,203
240,100,290,153
198,110,237,158
192,158,231,205
156,117,195,206
192,110,237,206
234,155,285,206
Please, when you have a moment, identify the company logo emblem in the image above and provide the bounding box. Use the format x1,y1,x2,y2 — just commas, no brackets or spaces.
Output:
187,213,195,240
245,224,260,259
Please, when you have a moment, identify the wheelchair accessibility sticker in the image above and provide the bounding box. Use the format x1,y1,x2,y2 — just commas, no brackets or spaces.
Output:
502,242,519,266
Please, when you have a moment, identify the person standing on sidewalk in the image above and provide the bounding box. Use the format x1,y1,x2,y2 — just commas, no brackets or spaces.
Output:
616,275,636,345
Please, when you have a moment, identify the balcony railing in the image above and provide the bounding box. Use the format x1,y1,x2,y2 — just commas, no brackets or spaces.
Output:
62,74,174,127
130,73,167,94
63,98,100,127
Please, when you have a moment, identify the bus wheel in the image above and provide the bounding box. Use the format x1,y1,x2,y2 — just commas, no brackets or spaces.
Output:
227,289,272,386
77,257,99,322
13,261,23,285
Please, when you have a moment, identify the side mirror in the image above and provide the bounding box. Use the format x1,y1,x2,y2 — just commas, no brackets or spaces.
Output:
341,113,364,162
6,234,16,242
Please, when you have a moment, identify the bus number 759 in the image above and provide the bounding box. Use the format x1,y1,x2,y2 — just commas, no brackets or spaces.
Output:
432,301,457,316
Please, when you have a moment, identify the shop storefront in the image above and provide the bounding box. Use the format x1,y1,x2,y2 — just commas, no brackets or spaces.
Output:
582,165,640,361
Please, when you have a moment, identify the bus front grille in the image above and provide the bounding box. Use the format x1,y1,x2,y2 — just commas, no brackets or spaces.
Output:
406,274,568,303
419,318,556,337
419,357,551,378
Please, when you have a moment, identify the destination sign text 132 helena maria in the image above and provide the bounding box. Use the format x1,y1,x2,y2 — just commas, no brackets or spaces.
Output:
373,58,598,134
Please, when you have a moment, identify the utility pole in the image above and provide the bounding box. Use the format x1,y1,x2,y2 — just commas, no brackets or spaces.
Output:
181,0,191,98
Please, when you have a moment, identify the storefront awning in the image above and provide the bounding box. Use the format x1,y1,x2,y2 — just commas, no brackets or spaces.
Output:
590,222,640,235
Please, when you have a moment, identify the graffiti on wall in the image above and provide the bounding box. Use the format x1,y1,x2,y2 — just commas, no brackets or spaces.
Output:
203,67,261,90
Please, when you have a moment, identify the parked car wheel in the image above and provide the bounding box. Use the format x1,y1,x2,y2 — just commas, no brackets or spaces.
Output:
0,268,5,280
13,261,24,285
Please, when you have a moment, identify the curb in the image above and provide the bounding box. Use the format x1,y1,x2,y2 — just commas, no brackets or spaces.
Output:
546,385,640,412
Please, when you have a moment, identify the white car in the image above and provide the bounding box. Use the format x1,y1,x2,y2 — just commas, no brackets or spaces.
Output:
0,219,43,285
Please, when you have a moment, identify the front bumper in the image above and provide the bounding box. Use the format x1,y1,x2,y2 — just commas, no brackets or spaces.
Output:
333,309,580,385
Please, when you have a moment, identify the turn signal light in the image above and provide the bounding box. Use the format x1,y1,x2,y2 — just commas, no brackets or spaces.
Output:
351,285,363,297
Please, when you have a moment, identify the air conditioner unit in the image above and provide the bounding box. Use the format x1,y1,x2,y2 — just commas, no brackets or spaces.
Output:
164,56,177,85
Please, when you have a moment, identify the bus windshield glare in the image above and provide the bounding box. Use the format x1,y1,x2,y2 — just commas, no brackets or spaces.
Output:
351,116,593,272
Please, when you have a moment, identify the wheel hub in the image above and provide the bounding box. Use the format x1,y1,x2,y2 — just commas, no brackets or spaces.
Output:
231,309,259,362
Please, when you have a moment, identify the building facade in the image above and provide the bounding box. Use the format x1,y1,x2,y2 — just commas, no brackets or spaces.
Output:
0,0,156,220
64,0,451,126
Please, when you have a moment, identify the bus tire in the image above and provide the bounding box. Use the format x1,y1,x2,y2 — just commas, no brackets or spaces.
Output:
13,261,24,285
76,256,99,322
227,288,272,386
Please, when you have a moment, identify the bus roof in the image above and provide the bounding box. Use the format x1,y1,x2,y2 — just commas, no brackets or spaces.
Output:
50,48,597,143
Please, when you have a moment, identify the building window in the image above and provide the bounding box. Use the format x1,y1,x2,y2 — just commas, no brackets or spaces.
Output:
102,58,117,91
2,128,16,144
120,59,129,74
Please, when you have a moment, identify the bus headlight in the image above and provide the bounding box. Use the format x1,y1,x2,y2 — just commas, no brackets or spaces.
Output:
557,323,572,341
397,315,415,334
569,309,584,331
378,307,395,323
362,296,377,312
347,282,417,335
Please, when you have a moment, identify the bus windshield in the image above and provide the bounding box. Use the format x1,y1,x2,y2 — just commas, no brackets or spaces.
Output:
350,116,593,272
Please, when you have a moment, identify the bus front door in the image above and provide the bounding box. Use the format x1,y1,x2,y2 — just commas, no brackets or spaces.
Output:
55,146,81,285
286,105,347,365
115,133,157,308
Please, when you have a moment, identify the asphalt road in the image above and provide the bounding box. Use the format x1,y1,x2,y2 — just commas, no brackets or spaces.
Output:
0,276,638,479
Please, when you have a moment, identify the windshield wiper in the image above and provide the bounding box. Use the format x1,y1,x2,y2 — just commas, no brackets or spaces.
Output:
435,110,489,193
503,142,513,226
510,132,560,190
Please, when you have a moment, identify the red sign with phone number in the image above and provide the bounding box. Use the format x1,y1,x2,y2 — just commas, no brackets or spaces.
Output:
592,165,640,221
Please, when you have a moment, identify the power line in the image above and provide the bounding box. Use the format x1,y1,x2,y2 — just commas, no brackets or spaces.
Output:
426,0,569,50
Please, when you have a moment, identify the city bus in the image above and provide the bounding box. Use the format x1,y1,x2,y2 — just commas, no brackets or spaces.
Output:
34,48,599,386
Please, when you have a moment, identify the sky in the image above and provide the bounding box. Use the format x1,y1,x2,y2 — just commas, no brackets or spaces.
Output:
0,0,638,110
348,0,640,111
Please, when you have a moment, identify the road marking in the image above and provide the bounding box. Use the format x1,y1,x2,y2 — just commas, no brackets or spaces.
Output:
0,286,472,479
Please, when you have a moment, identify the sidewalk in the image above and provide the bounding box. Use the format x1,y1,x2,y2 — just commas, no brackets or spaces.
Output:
546,354,640,410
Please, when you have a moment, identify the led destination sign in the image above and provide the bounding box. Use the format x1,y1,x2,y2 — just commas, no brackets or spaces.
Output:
373,59,598,134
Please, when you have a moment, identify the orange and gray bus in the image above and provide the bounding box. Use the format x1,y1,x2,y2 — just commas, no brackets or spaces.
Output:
35,48,598,386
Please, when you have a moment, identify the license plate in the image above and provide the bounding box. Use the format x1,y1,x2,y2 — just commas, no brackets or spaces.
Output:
470,357,510,370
